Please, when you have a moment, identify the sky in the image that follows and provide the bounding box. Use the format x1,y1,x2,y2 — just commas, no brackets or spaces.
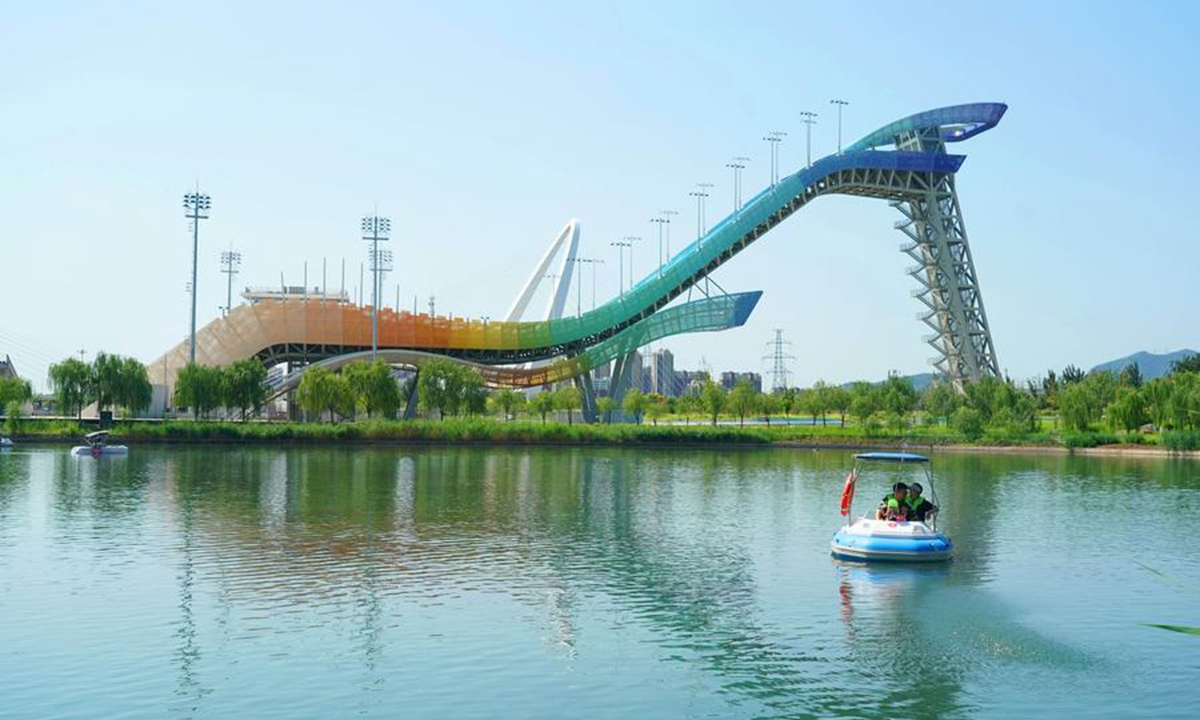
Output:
2,1,1198,392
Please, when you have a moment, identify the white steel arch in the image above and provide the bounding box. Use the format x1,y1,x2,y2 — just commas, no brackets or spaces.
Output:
505,219,581,322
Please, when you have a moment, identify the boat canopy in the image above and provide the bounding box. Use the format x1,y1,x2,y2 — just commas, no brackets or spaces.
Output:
85,430,110,441
854,451,929,463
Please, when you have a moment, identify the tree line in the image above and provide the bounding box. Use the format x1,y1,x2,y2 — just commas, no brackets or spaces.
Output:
47,353,152,419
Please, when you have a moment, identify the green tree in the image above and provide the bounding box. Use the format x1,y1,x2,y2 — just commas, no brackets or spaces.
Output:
921,381,961,426
4,400,24,436
555,386,581,425
1062,365,1086,385
492,389,524,421
344,360,401,419
880,373,918,431
1107,386,1147,433
418,358,470,419
115,356,152,417
222,358,268,421
1058,381,1098,432
827,385,851,426
296,366,354,422
49,358,91,419
1168,372,1199,430
531,391,556,424
645,393,668,426
778,389,797,419
173,363,224,419
759,392,780,426
1143,377,1174,432
1118,363,1144,389
728,379,759,427
90,352,123,414
808,380,831,425
596,396,616,423
622,389,647,424
849,382,879,427
700,380,725,426
951,406,985,440
0,377,33,411
1170,353,1200,375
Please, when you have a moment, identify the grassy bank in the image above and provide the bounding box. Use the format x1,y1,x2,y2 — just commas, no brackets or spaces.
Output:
9,415,1194,451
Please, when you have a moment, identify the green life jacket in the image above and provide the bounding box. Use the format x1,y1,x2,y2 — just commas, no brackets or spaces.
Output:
882,494,907,514
906,495,923,510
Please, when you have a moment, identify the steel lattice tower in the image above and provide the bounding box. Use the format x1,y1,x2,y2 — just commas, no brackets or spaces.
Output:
763,329,796,393
890,126,999,388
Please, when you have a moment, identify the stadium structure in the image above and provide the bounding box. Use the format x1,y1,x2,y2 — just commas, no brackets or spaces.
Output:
149,103,1006,418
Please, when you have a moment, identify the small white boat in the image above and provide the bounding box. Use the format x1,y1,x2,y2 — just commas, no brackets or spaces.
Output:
70,430,128,457
0,437,13,449
831,452,952,563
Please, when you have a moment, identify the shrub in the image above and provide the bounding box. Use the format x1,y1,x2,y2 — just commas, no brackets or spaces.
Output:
1162,430,1200,452
951,407,985,441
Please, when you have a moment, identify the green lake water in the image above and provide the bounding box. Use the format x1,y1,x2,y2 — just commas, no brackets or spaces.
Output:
1,445,1197,719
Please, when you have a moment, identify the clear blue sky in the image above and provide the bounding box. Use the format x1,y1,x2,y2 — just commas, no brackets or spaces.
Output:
2,1,1198,391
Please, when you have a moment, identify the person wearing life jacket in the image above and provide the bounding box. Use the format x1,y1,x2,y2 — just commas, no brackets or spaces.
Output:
906,482,938,522
876,482,910,521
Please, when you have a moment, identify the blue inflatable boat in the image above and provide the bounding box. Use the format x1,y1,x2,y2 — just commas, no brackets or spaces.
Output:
830,452,952,563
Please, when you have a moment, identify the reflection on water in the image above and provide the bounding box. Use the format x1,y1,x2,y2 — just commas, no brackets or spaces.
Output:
0,446,1197,719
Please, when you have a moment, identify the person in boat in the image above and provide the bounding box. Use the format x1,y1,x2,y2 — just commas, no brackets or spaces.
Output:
906,482,938,522
876,482,910,521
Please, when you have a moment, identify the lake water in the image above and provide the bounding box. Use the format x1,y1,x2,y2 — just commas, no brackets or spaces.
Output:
1,445,1197,719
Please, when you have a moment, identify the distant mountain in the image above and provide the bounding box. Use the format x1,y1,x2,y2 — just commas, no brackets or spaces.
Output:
1091,349,1198,380
838,372,935,391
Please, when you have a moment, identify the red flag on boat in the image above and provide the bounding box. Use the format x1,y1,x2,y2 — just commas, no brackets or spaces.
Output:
839,467,857,516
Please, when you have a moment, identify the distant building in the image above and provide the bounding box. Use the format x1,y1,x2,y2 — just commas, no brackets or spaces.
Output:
0,354,16,380
676,370,707,396
721,371,762,393
650,348,677,396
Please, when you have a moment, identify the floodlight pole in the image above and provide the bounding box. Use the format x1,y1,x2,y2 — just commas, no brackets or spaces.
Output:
182,190,211,365
650,218,667,277
220,249,242,317
830,99,849,154
800,111,818,167
661,210,678,263
763,132,786,185
610,241,631,297
361,214,391,358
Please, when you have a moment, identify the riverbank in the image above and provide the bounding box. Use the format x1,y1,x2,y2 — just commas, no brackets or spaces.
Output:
7,417,1199,458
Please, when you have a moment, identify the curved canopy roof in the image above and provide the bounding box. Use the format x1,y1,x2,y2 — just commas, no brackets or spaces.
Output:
844,102,1007,154
854,451,929,463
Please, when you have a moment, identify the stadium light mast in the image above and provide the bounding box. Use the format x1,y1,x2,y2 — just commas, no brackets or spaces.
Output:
726,157,750,213
830,99,849,154
219,248,242,317
661,209,679,262
763,132,786,185
800,111,818,167
361,214,391,358
697,183,714,236
570,257,601,317
610,240,631,298
622,236,641,291
182,189,211,365
650,217,668,277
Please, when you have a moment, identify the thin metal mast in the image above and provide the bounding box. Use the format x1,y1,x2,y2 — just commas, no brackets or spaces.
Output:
830,99,849,154
219,248,241,317
800,111,818,167
182,189,211,365
360,214,391,357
